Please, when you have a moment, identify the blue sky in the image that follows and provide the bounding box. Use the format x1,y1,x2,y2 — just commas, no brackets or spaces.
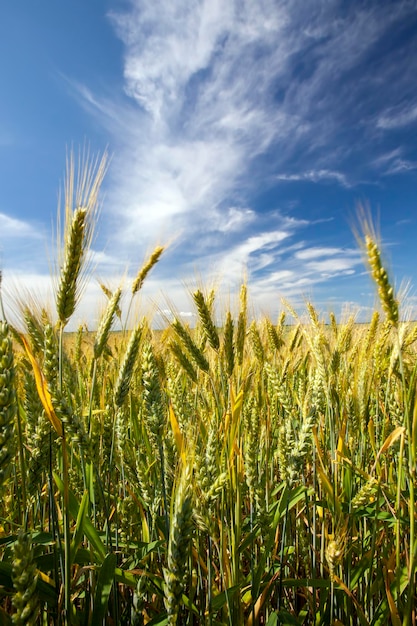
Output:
1,0,417,328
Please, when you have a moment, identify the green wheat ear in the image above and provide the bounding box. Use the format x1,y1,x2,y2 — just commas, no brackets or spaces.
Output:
164,463,194,625
12,531,39,626
0,321,16,487
114,323,142,408
94,286,122,360
56,207,87,325
192,289,219,351
55,149,107,327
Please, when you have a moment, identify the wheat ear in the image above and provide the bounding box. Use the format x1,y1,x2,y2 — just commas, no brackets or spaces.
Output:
365,235,399,326
114,323,142,408
0,321,16,487
132,246,165,295
56,149,107,326
94,287,122,359
12,531,39,625
164,463,194,625
56,208,87,325
192,289,219,351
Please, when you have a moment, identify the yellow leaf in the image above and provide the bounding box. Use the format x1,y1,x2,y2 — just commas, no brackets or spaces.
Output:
37,570,56,588
317,466,334,500
231,389,244,422
379,426,405,455
383,566,401,626
336,415,347,456
317,466,341,517
169,403,185,460
21,334,63,437
368,418,377,457
371,426,405,473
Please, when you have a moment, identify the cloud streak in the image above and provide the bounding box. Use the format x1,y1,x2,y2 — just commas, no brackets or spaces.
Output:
377,104,417,130
276,170,350,187
59,0,417,316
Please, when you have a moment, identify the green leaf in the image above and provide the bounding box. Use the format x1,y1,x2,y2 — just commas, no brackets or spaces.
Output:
70,490,89,566
266,613,278,626
54,472,106,562
277,609,301,625
91,552,117,625
181,592,200,616
114,567,139,588
211,584,241,611
281,578,330,589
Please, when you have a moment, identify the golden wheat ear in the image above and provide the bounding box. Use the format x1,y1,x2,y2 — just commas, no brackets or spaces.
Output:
132,246,165,295
365,235,399,326
355,205,399,326
55,148,108,328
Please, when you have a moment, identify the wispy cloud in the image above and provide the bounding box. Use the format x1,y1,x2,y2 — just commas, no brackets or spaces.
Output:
246,242,364,317
295,247,355,261
59,0,417,312
216,229,293,284
385,159,417,175
371,147,417,176
377,104,417,130
276,170,350,187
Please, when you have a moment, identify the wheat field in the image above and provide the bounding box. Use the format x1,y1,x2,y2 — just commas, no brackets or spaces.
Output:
0,156,416,625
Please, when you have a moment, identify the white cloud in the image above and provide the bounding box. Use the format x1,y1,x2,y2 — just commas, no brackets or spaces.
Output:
370,148,417,176
218,207,256,233
385,159,417,175
372,148,403,167
95,1,318,259
296,246,361,278
48,0,417,323
96,0,415,261
258,269,294,285
377,104,417,130
276,169,349,187
0,212,40,239
242,242,364,314
295,246,358,261
305,258,357,273
216,229,292,284
0,213,47,279
110,0,288,121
